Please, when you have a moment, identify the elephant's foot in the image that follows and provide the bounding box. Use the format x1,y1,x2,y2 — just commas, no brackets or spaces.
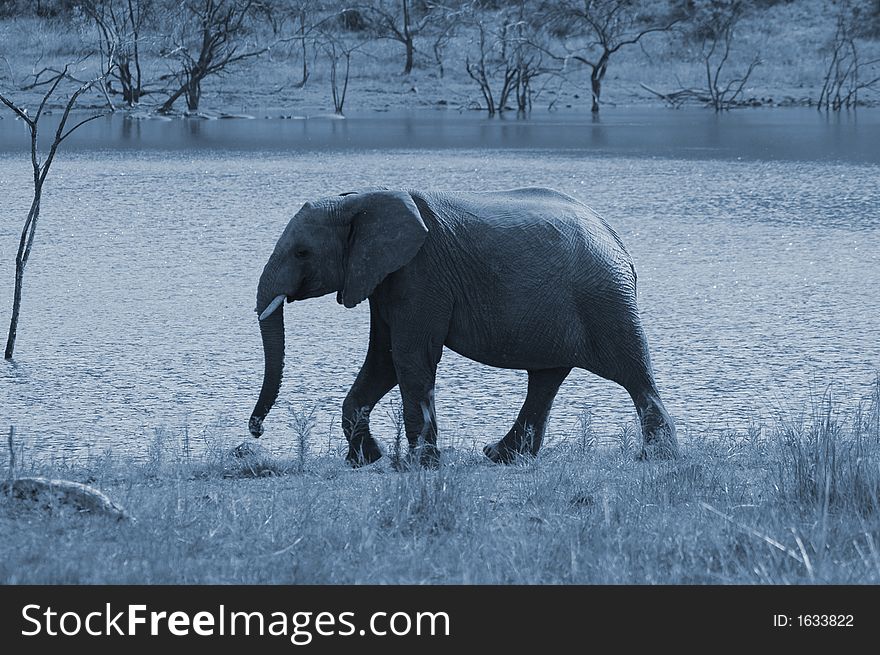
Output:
401,442,440,470
391,442,441,470
484,423,543,465
638,442,679,461
635,396,679,461
637,428,680,461
419,443,441,469
483,440,531,465
345,437,383,468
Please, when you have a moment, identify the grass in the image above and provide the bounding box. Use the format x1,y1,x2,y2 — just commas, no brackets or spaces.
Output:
2,379,880,584
0,1,877,115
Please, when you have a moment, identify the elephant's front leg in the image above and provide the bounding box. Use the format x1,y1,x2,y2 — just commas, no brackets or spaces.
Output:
343,310,397,467
392,346,441,469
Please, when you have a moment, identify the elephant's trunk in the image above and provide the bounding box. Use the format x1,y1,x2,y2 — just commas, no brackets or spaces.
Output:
249,295,286,437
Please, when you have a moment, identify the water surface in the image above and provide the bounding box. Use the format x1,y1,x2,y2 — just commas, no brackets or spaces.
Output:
2,107,879,162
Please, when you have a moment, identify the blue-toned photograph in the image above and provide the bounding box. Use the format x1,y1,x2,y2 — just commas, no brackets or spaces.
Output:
1,0,879,602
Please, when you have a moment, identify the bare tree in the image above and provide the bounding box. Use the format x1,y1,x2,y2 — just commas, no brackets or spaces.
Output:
640,1,760,111
817,0,880,110
361,0,445,74
430,4,463,78
464,3,543,115
695,0,760,111
159,0,265,113
81,0,152,106
285,2,316,88
465,16,517,115
0,67,111,359
506,1,544,114
317,23,365,115
541,0,676,113
261,0,327,89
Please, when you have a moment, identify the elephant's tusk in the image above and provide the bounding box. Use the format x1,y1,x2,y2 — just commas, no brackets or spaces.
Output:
258,295,286,321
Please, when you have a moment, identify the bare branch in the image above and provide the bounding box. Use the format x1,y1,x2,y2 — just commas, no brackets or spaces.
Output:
58,113,107,144
0,55,13,83
0,93,35,127
607,20,679,55
20,66,90,91
35,65,69,123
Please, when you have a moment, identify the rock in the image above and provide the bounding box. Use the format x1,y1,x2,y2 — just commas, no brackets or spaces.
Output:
569,492,595,507
127,111,172,121
1,477,134,521
183,111,217,120
231,441,268,459
228,442,281,478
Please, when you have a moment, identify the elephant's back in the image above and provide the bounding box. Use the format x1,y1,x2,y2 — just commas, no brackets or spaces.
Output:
414,188,633,275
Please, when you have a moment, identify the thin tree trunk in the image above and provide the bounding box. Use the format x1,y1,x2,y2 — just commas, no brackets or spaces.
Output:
404,37,414,74
5,194,41,359
131,0,142,103
186,73,201,111
339,52,351,114
590,51,609,114
297,16,309,87
402,0,413,74
330,54,339,112
160,83,187,113
434,39,444,78
5,265,25,359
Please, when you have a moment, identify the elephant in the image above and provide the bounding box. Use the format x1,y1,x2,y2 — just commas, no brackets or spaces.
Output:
249,187,678,467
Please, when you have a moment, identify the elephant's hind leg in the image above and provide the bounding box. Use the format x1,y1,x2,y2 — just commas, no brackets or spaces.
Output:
629,383,679,460
484,367,571,464
343,306,397,467
582,302,679,460
600,341,679,460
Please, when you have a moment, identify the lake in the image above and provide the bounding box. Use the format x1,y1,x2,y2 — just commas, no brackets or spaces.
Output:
2,109,879,461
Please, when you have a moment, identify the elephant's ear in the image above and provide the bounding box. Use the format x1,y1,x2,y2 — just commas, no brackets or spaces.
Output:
339,191,428,308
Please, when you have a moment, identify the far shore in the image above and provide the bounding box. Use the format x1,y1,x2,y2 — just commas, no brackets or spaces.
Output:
2,1,878,119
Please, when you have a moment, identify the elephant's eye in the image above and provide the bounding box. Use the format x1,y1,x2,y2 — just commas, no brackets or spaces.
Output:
294,248,310,259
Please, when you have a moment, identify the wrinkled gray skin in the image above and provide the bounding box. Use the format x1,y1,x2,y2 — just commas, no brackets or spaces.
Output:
250,188,678,467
